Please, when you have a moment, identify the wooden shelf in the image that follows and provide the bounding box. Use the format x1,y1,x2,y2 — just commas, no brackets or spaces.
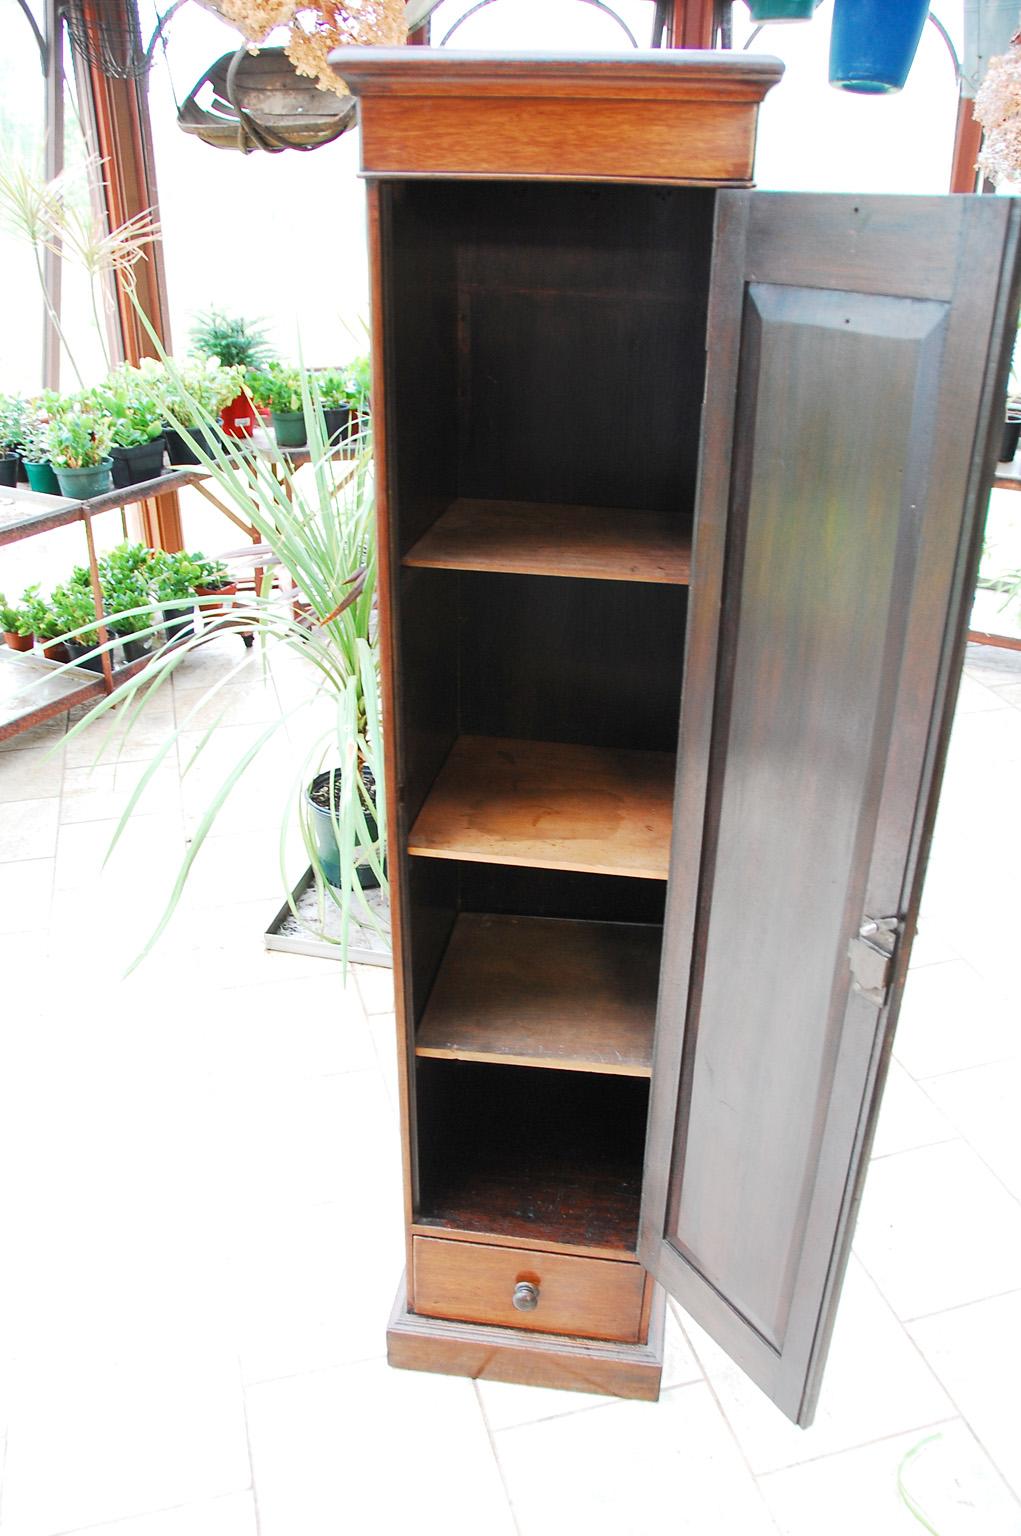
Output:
417,913,659,1076
403,498,691,584
408,735,674,879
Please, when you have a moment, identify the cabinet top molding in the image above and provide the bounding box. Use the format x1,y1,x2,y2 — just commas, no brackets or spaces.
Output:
329,49,785,186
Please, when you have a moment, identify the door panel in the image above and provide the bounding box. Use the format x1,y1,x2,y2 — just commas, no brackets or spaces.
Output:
641,192,1021,1423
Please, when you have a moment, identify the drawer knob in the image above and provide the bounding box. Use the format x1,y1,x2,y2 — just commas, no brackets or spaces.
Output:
512,1280,540,1312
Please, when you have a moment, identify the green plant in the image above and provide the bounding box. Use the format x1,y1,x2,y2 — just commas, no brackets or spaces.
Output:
157,358,243,428
192,554,232,592
148,548,205,603
0,592,32,635
246,363,304,415
315,368,349,410
46,400,114,469
190,310,274,371
65,358,385,971
345,354,371,409
18,392,62,462
22,586,62,641
51,581,100,647
0,393,30,454
95,368,164,448
100,545,156,636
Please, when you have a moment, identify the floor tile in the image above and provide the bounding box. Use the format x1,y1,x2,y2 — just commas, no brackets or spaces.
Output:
0,744,64,803
174,678,283,732
680,1259,951,1476
0,717,67,754
921,1059,1021,1200
495,1379,776,1535
853,1140,1021,1320
0,860,53,935
246,1357,515,1536
909,1291,1021,1502
870,1059,957,1160
0,1337,250,1536
954,674,1005,713
353,961,395,1015
893,961,1016,1079
44,1493,258,1536
0,798,59,861
758,1420,1020,1536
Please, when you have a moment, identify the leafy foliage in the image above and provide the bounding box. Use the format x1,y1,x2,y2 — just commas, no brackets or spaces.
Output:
45,401,114,469
190,310,275,370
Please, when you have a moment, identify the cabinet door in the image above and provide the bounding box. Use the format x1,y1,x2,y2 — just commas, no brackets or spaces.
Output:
641,192,1021,1426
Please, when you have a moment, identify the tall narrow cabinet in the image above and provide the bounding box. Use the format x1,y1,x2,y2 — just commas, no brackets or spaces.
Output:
334,49,1021,1426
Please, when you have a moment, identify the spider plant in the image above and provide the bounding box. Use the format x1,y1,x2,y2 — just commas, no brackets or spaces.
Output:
56,358,386,973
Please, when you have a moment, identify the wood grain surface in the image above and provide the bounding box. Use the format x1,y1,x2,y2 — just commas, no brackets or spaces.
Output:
408,736,675,878
416,913,660,1075
413,1236,646,1342
403,499,692,583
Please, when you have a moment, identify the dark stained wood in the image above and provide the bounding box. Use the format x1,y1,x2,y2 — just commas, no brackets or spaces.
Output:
415,913,660,1075
641,191,1021,1425
403,499,692,584
413,1237,647,1341
388,1276,665,1401
416,1061,647,1256
457,863,667,928
407,736,675,879
333,50,783,185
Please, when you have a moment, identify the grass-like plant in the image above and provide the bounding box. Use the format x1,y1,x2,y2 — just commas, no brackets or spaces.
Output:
57,357,386,972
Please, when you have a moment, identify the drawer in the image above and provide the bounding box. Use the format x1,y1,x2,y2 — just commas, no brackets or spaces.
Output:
412,1236,647,1343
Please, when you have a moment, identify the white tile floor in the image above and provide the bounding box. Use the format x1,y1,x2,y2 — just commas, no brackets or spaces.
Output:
0,637,1018,1536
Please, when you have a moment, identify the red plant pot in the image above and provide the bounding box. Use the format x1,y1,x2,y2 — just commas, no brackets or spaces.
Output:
221,392,257,439
5,631,34,652
42,640,70,663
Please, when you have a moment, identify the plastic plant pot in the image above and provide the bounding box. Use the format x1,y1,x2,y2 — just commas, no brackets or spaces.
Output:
24,460,60,494
747,0,817,19
165,425,215,465
0,454,18,488
54,459,114,499
110,436,166,489
307,768,381,889
271,410,307,448
829,0,930,93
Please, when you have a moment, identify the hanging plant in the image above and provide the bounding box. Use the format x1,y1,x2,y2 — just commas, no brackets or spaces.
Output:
975,31,1021,187
210,2,407,96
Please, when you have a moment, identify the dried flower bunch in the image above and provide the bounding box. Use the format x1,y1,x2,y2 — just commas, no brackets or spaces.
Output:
975,31,1021,187
217,1,406,95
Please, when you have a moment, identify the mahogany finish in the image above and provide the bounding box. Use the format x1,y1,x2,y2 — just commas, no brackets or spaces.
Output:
416,913,659,1075
338,50,782,184
407,736,675,879
413,1237,647,1342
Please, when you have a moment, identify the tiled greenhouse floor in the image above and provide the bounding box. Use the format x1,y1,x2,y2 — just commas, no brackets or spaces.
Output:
0,636,1018,1536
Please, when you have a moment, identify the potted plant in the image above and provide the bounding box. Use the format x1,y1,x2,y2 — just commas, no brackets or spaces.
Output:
190,310,274,438
50,581,104,669
0,592,34,651
315,367,351,445
23,586,69,661
148,547,204,641
343,354,371,452
96,369,167,488
157,358,243,464
193,554,238,618
100,543,160,663
64,367,386,969
0,393,29,487
247,363,306,447
18,393,62,494
46,399,115,498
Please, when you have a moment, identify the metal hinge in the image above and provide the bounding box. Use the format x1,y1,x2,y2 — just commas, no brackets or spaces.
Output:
848,915,900,1007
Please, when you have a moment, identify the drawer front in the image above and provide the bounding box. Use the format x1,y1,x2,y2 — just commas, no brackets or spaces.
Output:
412,1237,647,1343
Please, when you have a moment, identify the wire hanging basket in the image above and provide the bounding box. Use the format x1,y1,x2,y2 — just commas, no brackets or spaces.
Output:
177,46,357,153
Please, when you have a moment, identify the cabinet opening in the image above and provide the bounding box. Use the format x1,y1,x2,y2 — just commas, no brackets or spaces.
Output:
414,1059,649,1257
384,179,714,561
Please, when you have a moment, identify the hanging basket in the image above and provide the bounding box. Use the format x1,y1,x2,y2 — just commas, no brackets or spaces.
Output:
829,0,930,94
177,47,357,154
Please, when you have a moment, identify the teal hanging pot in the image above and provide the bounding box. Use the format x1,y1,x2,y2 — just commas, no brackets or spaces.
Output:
747,0,817,20
829,0,930,93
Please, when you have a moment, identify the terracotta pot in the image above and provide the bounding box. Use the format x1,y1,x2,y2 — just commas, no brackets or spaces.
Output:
41,640,70,663
4,631,34,652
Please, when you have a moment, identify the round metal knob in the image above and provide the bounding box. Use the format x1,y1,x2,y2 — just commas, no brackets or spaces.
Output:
512,1280,540,1312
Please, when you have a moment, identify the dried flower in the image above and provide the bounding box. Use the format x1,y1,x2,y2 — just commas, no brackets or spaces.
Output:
216,1,406,96
975,34,1021,187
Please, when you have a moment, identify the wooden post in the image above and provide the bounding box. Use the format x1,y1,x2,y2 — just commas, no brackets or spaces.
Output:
668,0,718,49
70,0,184,551
42,0,64,390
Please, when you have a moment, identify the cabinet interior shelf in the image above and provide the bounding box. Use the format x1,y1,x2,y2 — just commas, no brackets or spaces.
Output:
407,735,675,879
416,913,660,1076
403,498,692,584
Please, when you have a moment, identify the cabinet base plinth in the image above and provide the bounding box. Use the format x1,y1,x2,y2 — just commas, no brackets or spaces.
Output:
387,1276,664,1400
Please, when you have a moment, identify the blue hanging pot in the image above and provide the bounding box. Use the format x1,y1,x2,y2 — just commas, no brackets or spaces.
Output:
829,0,930,94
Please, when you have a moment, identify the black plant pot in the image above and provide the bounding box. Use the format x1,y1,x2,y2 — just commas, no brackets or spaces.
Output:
110,436,166,490
307,767,382,889
323,405,350,444
0,453,18,488
120,631,158,664
165,425,214,465
64,639,104,672
1000,417,1021,465
160,602,195,644
15,451,27,483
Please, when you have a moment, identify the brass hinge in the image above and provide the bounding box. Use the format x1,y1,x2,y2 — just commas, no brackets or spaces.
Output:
848,915,900,1008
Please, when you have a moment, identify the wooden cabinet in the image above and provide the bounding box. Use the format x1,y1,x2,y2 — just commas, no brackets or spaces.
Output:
334,48,1021,1426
